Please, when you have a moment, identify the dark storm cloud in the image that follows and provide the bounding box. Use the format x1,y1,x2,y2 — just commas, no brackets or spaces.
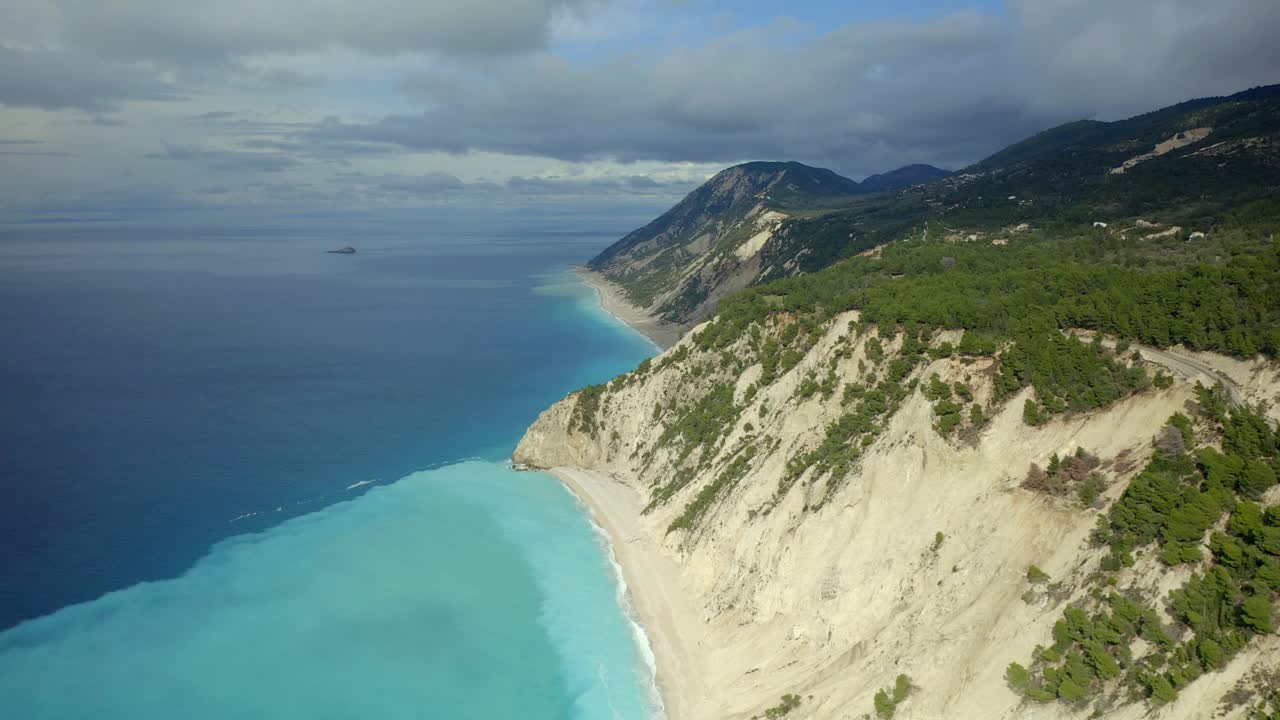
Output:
312,1,1280,178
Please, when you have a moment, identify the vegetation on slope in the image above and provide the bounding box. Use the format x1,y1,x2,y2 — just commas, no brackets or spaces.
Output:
570,198,1279,535
1011,396,1279,710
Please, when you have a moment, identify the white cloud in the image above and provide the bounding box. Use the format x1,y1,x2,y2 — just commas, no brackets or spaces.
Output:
1,0,1277,213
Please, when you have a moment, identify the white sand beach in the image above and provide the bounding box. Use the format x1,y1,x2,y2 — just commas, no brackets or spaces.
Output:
550,467,705,720
575,268,685,350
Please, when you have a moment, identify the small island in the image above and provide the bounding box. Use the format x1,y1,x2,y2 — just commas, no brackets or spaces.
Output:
326,246,356,254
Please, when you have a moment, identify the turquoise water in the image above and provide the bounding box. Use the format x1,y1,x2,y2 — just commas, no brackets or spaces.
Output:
0,212,663,718
0,462,657,719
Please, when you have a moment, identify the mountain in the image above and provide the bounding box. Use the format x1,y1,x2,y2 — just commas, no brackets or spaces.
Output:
859,163,951,192
590,85,1280,331
586,161,864,328
523,84,1280,719
587,160,961,328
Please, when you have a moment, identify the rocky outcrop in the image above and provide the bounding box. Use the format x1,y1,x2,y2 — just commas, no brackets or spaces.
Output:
1110,128,1212,175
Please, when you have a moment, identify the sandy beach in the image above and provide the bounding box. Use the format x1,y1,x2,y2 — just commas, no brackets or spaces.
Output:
550,467,705,720
575,268,685,350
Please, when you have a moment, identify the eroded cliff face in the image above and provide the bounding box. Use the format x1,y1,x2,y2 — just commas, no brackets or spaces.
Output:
515,315,1280,720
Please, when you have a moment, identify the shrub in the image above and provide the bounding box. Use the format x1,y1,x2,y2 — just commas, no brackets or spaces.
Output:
1242,459,1277,497
1078,473,1106,506
1148,674,1177,704
1241,595,1274,634
763,693,801,719
873,690,896,719
571,384,607,436
1006,662,1030,690
970,403,986,427
1023,399,1043,426
871,675,913,718
1057,677,1087,703
892,675,912,703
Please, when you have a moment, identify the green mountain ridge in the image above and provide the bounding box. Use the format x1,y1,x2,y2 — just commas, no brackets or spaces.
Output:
586,160,952,326
590,84,1280,326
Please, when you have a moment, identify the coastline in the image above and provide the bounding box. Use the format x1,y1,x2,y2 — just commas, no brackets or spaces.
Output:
550,467,705,720
575,267,684,350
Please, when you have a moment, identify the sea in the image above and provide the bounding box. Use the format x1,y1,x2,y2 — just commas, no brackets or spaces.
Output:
0,205,665,719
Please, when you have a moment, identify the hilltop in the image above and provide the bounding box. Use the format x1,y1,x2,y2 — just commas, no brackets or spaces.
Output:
586,161,949,329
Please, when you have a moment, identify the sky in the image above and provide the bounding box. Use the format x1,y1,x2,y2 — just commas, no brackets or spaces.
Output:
1,0,1277,219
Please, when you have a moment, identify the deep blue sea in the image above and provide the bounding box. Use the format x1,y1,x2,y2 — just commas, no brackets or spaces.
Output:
0,207,663,718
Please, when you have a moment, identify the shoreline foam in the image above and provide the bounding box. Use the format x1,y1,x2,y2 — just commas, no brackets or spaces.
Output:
574,267,684,350
577,492,667,720
549,467,705,720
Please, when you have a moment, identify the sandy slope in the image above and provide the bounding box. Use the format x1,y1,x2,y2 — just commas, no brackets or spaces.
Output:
519,312,1280,720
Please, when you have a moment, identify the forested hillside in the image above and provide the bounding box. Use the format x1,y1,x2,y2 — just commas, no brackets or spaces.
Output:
591,84,1280,326
585,161,949,325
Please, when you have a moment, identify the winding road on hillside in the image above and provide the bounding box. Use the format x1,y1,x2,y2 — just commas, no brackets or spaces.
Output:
1131,343,1245,406
1081,331,1246,405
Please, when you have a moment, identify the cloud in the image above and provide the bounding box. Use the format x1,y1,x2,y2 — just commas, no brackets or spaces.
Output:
2,0,1277,211
146,143,301,172
237,137,401,161
0,46,182,112
369,172,465,194
8,0,594,64
189,111,238,122
1011,0,1280,118
0,0,595,111
0,150,71,157
504,173,693,196
310,3,1280,178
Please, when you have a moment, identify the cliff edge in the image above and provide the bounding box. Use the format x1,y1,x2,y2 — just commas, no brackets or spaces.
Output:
517,314,1280,720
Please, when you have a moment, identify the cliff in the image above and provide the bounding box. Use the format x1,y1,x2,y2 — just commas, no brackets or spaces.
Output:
525,81,1280,720
516,314,1280,719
